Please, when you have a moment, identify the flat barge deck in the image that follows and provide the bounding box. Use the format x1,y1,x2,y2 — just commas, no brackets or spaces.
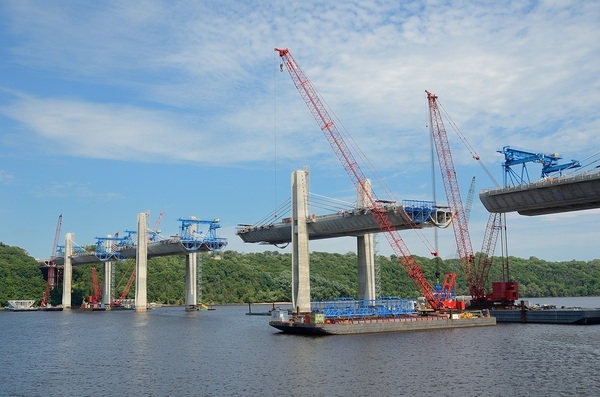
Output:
270,313,496,335
491,307,600,324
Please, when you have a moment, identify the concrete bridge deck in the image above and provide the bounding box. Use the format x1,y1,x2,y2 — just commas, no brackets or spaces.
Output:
236,204,452,245
479,170,600,216
45,237,225,267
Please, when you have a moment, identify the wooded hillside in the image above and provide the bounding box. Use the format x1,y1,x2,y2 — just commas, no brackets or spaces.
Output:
1,242,599,306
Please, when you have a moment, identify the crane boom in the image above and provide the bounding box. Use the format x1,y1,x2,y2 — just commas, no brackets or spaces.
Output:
41,214,62,307
426,91,476,296
465,176,476,222
472,212,501,298
118,268,136,302
91,266,101,303
276,48,453,309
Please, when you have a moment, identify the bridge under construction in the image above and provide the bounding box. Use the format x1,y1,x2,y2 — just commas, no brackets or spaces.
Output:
237,170,453,313
41,215,227,311
479,169,600,216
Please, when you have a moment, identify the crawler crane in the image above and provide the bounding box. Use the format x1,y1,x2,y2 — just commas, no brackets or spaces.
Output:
41,214,62,308
275,48,456,310
426,91,517,307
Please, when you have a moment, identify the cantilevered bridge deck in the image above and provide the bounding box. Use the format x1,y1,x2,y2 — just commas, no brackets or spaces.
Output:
236,204,452,245
47,237,225,267
479,170,600,216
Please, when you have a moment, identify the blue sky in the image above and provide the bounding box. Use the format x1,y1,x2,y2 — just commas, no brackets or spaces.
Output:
1,1,599,262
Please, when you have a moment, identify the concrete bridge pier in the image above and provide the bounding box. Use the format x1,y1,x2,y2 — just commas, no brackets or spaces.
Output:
103,235,112,306
103,261,112,307
357,179,376,301
135,212,148,311
291,170,311,313
185,252,197,310
62,233,73,309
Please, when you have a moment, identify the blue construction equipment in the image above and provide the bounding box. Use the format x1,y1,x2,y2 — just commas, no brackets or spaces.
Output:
177,217,227,252
311,297,418,319
499,146,580,186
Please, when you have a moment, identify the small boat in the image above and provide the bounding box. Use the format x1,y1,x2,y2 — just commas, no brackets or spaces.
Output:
80,301,106,311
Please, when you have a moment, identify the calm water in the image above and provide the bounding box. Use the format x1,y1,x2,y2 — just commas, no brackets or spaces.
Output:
1,297,600,397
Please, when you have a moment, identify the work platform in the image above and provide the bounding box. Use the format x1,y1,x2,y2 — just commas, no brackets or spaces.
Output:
479,170,600,216
48,237,225,267
236,203,452,245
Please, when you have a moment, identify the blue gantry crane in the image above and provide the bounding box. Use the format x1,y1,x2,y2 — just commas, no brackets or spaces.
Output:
499,146,580,187
178,217,227,252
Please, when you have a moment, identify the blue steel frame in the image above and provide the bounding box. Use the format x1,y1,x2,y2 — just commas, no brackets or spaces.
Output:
311,297,418,319
178,218,228,252
402,200,436,223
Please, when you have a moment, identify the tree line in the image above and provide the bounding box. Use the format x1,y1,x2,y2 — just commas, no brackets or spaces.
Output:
1,242,600,307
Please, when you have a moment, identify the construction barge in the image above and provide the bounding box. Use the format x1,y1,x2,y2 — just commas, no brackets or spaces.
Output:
269,298,495,335
490,302,600,325
270,312,495,335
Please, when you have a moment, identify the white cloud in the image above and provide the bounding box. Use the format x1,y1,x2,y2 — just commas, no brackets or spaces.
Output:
1,0,599,261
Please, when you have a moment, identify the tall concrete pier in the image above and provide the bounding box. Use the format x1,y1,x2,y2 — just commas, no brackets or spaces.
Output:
103,235,112,306
135,212,148,311
62,233,73,309
185,252,198,310
291,170,311,313
357,179,376,301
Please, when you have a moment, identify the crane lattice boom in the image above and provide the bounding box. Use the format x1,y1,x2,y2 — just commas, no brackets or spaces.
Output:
276,48,453,309
426,91,476,296
41,214,62,307
91,266,101,304
472,212,501,298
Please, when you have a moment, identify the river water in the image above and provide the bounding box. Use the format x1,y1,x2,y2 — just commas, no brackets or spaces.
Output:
1,297,599,397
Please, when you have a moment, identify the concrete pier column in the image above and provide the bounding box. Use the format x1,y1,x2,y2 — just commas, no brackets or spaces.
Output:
291,170,311,313
103,235,112,306
185,252,197,310
103,260,112,306
357,179,376,301
62,233,73,309
135,212,148,311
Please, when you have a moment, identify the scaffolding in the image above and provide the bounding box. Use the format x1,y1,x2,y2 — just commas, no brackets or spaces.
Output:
311,298,417,319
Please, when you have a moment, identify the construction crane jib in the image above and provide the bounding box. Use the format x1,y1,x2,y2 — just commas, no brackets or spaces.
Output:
426,90,476,297
276,48,456,310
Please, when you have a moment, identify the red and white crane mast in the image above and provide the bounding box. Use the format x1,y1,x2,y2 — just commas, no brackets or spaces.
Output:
276,48,453,309
426,91,476,296
41,214,62,307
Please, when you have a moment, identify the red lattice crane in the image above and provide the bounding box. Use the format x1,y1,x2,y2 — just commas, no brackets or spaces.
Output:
426,91,477,296
90,266,101,304
426,91,518,306
41,214,62,307
275,48,456,310
111,265,136,308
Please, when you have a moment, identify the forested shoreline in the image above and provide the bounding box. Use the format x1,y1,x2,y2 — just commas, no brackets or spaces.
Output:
1,242,599,307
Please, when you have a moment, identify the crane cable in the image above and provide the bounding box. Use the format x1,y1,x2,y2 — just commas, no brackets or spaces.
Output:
324,97,439,257
563,150,600,177
437,101,501,189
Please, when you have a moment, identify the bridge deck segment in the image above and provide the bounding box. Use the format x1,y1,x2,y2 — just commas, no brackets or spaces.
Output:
236,205,452,245
479,170,600,216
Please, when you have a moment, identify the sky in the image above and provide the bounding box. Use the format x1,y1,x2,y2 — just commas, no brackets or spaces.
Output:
1,0,599,263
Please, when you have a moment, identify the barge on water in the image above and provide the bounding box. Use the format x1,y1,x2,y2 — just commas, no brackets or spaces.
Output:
270,312,496,335
491,302,600,325
269,298,495,335
5,300,37,312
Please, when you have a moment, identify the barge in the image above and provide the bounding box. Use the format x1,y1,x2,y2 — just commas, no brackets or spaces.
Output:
491,304,600,325
270,310,496,335
5,300,37,312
